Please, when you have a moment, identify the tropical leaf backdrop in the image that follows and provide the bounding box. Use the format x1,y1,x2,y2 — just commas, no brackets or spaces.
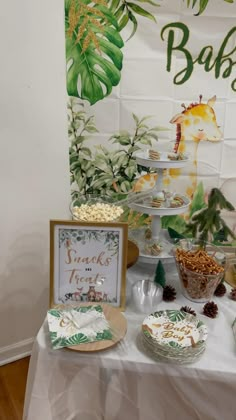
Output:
65,0,236,238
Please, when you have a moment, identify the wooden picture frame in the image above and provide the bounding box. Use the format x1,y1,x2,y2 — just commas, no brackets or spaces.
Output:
50,220,128,310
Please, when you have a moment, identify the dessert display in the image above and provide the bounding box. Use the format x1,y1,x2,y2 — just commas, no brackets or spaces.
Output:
129,149,190,263
71,201,124,222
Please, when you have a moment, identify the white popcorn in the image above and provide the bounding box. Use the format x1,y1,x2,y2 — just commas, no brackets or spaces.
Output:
72,202,124,222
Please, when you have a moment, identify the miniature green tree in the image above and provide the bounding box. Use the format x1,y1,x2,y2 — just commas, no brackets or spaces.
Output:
154,260,166,288
185,188,235,243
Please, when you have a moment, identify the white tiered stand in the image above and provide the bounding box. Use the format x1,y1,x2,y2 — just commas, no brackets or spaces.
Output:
129,150,191,264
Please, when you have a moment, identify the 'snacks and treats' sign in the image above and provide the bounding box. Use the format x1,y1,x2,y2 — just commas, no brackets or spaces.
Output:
50,222,127,309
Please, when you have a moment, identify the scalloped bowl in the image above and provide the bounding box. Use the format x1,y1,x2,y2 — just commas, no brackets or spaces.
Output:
70,194,125,223
173,239,226,303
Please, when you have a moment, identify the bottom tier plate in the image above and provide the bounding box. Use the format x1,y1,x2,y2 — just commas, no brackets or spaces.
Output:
129,228,174,264
138,252,174,264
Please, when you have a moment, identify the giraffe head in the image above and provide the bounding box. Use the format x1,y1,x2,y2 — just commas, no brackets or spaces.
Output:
170,96,222,150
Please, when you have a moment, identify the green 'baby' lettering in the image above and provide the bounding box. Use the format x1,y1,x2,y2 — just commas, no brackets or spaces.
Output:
161,22,236,92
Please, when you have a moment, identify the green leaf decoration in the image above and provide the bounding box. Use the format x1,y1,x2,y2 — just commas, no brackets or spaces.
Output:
168,227,185,240
65,0,124,105
49,310,61,319
185,187,235,242
184,0,234,15
96,329,113,340
154,260,166,288
161,215,187,233
197,321,204,328
66,333,89,345
189,182,206,217
108,0,158,40
50,332,58,341
126,2,156,21
143,329,151,338
168,341,182,348
74,305,103,313
196,0,209,15
167,310,186,322
126,12,138,40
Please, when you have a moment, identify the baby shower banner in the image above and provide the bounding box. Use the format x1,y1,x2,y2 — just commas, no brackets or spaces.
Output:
64,0,236,238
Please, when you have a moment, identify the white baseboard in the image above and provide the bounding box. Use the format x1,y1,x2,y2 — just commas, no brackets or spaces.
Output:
0,337,34,366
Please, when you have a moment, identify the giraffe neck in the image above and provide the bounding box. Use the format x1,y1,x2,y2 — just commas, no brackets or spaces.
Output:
175,125,200,198
174,124,182,153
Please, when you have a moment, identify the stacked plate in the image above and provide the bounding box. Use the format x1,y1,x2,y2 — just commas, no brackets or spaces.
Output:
141,309,208,364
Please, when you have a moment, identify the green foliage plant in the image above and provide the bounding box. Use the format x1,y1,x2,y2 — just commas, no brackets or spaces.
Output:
69,97,169,200
92,113,169,194
185,188,235,243
68,98,98,200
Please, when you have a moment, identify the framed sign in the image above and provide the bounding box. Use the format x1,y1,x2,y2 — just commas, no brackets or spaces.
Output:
50,220,128,310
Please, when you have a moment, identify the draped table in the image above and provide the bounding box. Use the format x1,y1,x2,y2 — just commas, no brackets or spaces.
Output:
23,262,236,420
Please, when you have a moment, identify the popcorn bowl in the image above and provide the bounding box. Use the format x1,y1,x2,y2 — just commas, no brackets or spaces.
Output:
70,194,125,223
173,239,226,303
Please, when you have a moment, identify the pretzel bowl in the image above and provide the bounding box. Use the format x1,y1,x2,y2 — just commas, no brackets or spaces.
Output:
173,239,226,303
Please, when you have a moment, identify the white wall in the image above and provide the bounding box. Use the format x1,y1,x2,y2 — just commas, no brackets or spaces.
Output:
0,0,70,361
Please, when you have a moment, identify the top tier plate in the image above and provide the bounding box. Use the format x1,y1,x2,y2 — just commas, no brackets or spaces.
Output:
135,150,189,169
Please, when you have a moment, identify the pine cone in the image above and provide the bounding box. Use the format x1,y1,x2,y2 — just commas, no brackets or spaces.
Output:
230,288,236,301
214,282,226,297
163,285,176,302
203,301,218,318
180,306,196,316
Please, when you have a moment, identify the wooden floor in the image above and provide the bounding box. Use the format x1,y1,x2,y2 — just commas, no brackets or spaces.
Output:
0,357,30,420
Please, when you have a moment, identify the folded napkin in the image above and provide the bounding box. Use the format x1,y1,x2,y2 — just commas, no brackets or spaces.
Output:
47,305,112,350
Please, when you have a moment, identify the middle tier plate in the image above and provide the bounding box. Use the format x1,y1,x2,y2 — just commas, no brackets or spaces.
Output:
129,194,190,215
135,150,189,169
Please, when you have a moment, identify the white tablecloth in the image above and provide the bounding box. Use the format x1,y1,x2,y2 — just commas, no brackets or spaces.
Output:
23,262,236,420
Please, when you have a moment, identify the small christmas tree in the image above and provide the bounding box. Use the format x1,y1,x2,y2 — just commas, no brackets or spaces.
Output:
185,188,235,242
154,260,166,288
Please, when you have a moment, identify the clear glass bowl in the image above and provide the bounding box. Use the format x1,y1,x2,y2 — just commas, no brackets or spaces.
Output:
70,194,125,223
173,239,226,303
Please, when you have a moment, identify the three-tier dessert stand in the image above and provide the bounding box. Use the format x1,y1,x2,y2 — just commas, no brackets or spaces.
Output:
128,150,190,264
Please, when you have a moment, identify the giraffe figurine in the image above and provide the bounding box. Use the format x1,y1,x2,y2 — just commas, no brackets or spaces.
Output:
169,95,222,197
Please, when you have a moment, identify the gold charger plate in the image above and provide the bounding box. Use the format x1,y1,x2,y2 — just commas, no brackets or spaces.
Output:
67,303,127,352
127,240,139,268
